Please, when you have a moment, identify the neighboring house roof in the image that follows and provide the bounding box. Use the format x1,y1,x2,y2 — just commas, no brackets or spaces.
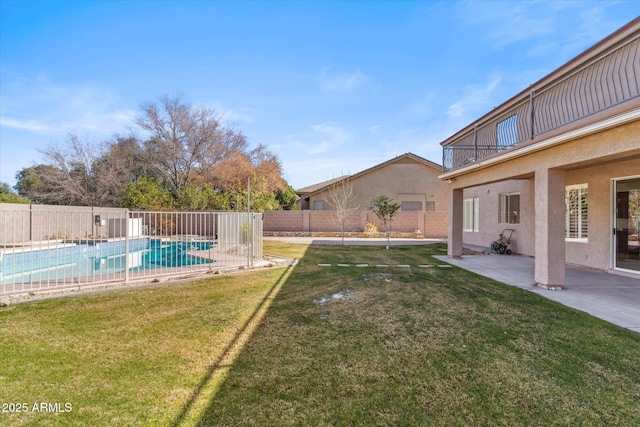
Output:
298,153,442,200
295,175,350,196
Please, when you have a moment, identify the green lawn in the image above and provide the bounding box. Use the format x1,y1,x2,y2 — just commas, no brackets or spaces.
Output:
1,242,639,426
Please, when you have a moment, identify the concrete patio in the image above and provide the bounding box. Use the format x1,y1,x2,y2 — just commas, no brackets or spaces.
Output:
434,252,640,333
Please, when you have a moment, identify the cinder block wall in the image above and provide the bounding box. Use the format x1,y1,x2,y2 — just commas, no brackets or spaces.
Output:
263,210,448,237
263,210,304,231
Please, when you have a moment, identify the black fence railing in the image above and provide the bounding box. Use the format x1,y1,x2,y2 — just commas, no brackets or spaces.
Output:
443,36,639,171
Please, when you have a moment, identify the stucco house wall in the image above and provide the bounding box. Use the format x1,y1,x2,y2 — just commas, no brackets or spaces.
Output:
450,118,640,276
441,18,640,286
267,153,449,237
307,154,448,214
460,152,640,271
463,179,534,256
564,158,639,270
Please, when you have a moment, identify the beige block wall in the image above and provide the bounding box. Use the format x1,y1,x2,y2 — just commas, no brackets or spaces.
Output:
1,203,130,243
263,209,448,237
263,210,304,231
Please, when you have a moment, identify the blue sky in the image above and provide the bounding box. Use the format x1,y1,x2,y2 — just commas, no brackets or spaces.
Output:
1,1,638,190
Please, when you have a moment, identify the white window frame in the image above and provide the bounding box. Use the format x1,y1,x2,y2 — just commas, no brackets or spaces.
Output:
498,192,520,224
566,183,588,242
463,197,479,232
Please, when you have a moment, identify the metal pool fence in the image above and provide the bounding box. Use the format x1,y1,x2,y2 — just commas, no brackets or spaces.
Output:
0,204,263,296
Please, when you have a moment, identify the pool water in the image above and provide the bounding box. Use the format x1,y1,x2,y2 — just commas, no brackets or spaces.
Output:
133,240,213,270
0,238,214,285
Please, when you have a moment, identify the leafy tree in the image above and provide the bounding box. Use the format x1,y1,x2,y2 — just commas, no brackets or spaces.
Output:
0,182,31,204
370,195,401,249
230,174,285,213
119,176,174,210
15,165,56,203
209,144,286,195
276,185,298,209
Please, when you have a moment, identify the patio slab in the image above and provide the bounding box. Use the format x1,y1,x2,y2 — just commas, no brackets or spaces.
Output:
434,253,640,333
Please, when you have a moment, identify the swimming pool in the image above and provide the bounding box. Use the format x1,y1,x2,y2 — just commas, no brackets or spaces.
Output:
0,238,214,286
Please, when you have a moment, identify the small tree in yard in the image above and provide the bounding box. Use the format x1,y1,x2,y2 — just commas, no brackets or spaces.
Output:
327,176,358,246
370,195,401,249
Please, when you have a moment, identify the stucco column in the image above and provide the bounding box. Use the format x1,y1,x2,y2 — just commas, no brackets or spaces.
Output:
448,188,464,258
534,168,565,288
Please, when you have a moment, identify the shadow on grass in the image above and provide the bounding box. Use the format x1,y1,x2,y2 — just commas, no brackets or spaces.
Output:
170,262,298,427
185,243,640,426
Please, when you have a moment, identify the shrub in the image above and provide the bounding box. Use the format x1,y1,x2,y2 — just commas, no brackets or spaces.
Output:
363,222,378,237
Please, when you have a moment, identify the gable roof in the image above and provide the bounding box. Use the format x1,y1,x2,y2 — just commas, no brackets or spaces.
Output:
295,175,350,195
298,153,442,199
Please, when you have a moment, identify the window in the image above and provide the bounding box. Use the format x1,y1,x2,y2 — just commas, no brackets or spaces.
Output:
566,184,588,241
499,192,520,224
426,201,435,212
496,115,517,150
463,197,479,232
401,201,422,211
313,200,324,210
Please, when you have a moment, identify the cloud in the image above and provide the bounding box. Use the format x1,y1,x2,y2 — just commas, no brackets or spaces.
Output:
308,123,350,154
446,74,502,120
368,124,382,136
319,67,368,91
559,6,629,54
454,2,555,50
0,116,58,133
409,90,438,116
0,74,136,137
458,1,631,59
203,101,255,125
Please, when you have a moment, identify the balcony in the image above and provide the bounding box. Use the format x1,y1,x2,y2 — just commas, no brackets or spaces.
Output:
442,30,640,172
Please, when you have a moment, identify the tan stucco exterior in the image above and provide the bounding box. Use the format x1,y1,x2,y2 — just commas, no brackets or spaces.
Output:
304,153,449,214
441,19,640,286
451,116,640,284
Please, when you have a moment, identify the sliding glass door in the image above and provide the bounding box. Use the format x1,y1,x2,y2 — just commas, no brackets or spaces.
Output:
614,177,640,273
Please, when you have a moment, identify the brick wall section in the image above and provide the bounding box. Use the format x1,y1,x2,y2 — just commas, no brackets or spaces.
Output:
263,210,304,231
422,211,448,238
263,210,448,238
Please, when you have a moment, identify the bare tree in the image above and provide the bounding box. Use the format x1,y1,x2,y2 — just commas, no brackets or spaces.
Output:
29,133,144,206
36,134,108,206
137,94,247,192
327,175,359,245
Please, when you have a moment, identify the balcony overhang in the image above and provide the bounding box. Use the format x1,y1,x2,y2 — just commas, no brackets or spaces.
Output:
439,108,640,181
